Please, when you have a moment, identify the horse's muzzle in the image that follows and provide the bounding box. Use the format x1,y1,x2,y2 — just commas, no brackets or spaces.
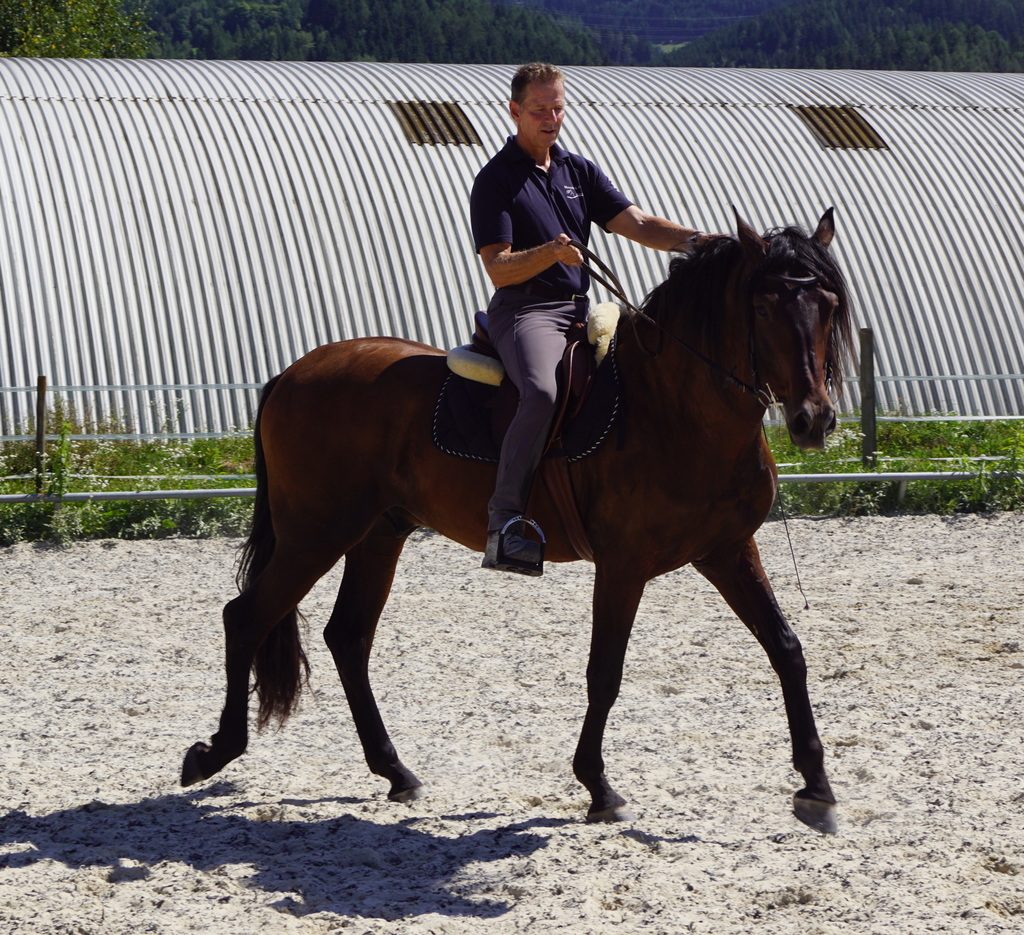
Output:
785,401,837,450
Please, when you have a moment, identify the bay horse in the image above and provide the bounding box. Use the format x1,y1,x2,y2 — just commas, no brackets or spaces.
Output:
181,209,853,833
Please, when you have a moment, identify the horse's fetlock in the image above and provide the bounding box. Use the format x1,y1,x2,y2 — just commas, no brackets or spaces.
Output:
211,730,248,762
573,755,604,783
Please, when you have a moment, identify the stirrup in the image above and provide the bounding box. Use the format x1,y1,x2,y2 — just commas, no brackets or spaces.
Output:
482,516,546,577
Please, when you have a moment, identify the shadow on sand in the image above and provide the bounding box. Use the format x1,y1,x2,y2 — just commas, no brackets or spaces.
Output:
1,783,569,921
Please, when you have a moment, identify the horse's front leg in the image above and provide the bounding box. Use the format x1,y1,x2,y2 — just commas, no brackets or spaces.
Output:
572,562,646,822
694,538,837,833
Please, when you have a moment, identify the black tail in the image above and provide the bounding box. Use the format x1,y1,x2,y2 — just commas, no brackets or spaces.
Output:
236,375,310,730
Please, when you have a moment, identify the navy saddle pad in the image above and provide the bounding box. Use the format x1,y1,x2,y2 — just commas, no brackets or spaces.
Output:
432,336,621,464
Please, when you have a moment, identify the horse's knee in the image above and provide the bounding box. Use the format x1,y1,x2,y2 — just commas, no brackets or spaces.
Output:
757,622,808,681
779,636,808,681
586,662,626,706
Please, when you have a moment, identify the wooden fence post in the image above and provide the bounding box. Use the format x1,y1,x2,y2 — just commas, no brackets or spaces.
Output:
34,376,47,494
859,328,876,467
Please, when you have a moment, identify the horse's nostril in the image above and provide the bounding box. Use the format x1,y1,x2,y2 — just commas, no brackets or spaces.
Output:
790,411,811,438
825,411,837,435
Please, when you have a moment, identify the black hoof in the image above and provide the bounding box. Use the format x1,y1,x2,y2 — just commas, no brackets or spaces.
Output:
793,792,838,834
586,803,636,823
388,780,424,803
586,788,632,823
181,742,211,787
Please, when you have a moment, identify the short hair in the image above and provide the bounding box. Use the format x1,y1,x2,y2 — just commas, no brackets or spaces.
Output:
511,63,564,104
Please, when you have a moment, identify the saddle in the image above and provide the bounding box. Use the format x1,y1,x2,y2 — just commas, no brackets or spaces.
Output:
433,302,622,562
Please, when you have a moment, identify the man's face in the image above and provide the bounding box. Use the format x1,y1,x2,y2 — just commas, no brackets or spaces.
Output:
510,79,565,154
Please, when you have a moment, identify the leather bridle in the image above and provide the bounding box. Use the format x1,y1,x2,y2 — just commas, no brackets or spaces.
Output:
570,239,826,410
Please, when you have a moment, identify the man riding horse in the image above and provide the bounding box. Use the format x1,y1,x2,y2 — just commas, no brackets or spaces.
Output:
471,62,718,575
181,64,853,835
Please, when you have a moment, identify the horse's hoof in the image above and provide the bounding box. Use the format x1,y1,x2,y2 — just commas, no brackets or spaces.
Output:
180,742,211,787
388,782,424,803
793,793,838,834
586,804,636,823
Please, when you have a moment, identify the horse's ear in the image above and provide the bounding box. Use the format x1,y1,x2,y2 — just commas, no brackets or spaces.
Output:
814,207,836,248
733,205,767,257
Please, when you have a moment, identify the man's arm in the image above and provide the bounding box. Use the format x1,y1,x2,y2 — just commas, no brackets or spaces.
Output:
479,234,583,289
606,204,705,252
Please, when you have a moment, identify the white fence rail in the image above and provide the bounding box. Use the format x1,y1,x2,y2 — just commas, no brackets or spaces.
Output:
1,470,1020,505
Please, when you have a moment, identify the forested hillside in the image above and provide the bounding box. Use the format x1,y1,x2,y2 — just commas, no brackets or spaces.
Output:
507,0,789,63
148,0,784,64
145,0,1024,71
514,1,786,45
665,0,1024,70
149,0,602,63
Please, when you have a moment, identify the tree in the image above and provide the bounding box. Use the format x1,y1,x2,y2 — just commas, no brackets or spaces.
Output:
149,0,605,64
0,0,154,58
665,0,1024,71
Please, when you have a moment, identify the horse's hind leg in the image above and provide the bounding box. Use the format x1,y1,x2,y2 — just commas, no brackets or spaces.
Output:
322,527,423,801
694,538,837,833
182,541,343,786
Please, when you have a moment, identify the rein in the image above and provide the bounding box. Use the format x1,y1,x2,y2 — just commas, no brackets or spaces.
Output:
569,239,774,409
569,240,824,609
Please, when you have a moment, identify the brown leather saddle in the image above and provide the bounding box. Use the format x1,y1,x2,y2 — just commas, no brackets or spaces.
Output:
433,310,621,561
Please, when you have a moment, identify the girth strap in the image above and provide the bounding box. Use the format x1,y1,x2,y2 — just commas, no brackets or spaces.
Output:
538,457,594,563
524,339,597,564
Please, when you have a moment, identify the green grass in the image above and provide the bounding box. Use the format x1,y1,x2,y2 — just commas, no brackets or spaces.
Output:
0,412,1021,544
767,417,1024,517
0,418,255,545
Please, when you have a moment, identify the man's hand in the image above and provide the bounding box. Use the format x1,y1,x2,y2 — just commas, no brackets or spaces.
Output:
672,231,721,254
479,233,582,287
552,232,583,266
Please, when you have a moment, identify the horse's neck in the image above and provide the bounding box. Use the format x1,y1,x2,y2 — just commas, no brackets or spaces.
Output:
616,307,764,453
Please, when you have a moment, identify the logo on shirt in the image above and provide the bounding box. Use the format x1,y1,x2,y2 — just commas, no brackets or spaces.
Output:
563,185,580,200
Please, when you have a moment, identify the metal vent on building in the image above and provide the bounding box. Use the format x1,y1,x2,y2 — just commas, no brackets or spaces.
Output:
793,105,888,150
389,100,481,145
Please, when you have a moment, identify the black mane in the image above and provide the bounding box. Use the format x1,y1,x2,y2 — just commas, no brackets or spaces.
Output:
639,235,742,356
637,226,854,394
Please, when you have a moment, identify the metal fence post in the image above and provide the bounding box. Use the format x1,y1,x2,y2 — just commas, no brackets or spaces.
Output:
34,375,47,494
859,329,876,467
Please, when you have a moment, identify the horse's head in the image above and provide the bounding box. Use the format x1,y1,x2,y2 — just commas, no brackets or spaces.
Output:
735,208,853,450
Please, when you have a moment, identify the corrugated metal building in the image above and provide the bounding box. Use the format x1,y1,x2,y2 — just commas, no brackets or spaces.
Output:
1,58,1022,436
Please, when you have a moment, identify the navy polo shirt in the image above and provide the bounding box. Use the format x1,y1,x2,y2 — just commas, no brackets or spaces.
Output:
470,137,633,296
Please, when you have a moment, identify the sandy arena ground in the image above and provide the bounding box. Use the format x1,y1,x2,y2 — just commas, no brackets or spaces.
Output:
1,512,1022,934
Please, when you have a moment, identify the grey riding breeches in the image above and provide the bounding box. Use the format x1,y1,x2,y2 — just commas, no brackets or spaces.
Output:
485,289,589,532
